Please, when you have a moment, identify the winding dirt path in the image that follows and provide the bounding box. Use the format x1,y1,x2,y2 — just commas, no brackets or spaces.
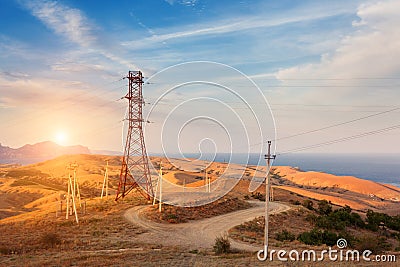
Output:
124,201,290,251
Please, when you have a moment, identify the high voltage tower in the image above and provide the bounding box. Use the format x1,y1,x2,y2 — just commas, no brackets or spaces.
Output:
116,71,154,201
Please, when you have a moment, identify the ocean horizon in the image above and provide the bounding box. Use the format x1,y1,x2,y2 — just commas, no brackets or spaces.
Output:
151,152,400,189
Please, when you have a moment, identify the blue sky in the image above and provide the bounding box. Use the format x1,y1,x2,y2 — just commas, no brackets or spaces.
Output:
1,0,400,155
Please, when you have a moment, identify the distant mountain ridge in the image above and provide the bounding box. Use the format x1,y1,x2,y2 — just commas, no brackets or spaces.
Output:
0,141,90,165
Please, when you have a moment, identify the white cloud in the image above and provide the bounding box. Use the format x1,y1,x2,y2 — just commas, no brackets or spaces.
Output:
265,0,400,153
276,0,400,102
164,0,176,5
18,0,141,72
164,0,198,7
22,0,95,47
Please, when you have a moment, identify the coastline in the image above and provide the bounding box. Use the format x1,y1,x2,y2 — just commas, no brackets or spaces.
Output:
150,153,400,189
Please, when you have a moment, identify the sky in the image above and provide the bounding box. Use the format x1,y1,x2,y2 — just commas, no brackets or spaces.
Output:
1,0,400,155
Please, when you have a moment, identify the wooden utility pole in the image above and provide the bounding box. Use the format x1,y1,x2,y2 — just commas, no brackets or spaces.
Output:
66,163,79,224
101,160,109,199
158,161,163,212
204,162,211,193
72,163,81,208
152,161,163,212
66,166,71,219
262,141,276,257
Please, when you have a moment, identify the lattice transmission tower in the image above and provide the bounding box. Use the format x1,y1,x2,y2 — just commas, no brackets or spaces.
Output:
115,71,154,201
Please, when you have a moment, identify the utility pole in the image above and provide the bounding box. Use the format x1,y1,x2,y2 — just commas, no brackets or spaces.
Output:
71,163,81,208
101,160,109,199
205,164,208,192
204,161,211,193
66,163,79,224
158,161,163,212
66,166,71,219
207,164,211,192
258,141,276,260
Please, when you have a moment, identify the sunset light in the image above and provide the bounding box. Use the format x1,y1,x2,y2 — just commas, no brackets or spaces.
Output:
55,131,68,146
0,1,399,265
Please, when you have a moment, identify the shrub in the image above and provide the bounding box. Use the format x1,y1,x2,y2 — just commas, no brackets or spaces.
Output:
213,234,231,254
298,229,324,245
275,230,295,242
317,200,332,215
365,211,400,231
324,231,339,246
40,232,61,248
354,236,392,254
298,229,339,246
316,213,346,231
302,200,314,210
251,192,265,201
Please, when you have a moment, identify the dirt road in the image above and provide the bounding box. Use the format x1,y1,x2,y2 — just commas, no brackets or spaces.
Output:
124,201,290,251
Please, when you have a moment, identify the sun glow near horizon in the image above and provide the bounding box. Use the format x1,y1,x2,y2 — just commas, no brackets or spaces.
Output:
54,131,68,146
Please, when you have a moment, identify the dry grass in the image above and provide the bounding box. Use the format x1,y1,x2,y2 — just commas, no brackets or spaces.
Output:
229,206,314,245
143,196,252,223
0,194,147,256
1,155,400,266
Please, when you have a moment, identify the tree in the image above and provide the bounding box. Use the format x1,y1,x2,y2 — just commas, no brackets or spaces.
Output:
317,200,332,215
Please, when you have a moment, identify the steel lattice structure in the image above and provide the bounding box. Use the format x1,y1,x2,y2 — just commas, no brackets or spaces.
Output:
115,71,154,200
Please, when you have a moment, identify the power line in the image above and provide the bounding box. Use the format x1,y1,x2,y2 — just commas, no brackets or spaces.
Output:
278,123,400,155
249,106,400,147
146,82,400,88
275,107,400,141
250,77,400,81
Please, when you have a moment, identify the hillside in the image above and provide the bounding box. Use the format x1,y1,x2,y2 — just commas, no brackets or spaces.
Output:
0,141,90,165
1,154,399,266
1,154,399,221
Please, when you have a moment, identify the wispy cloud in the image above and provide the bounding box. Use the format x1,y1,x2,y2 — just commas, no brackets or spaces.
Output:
21,0,95,47
164,0,198,7
121,8,354,49
20,0,139,71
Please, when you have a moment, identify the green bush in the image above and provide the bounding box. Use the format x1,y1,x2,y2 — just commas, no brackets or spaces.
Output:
298,229,339,246
365,210,399,231
314,205,365,230
317,200,332,215
298,229,325,245
251,192,265,201
275,230,295,242
213,234,231,254
302,200,314,210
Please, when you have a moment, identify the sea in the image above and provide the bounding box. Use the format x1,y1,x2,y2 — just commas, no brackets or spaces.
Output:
157,153,400,189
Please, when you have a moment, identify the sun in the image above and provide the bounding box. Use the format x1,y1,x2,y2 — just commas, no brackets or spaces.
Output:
55,131,68,146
